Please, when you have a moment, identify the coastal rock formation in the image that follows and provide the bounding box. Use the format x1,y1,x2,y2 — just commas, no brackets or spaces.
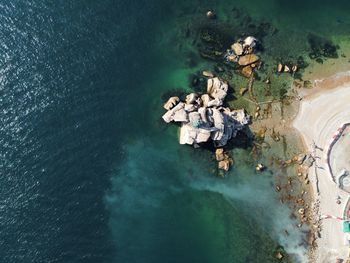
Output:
225,36,260,78
162,76,250,149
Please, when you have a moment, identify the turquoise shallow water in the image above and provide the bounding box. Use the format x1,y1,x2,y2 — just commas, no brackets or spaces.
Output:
1,1,350,263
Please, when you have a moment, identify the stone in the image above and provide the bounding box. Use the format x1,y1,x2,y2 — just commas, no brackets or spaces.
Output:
207,98,223,107
207,77,228,100
201,94,211,107
198,107,208,123
277,63,283,73
292,65,298,72
284,65,290,72
184,103,197,112
218,159,230,171
275,252,283,260
238,54,259,66
202,70,214,78
256,163,265,171
240,65,253,78
185,93,198,104
173,109,188,122
206,10,216,19
243,36,257,49
215,148,225,161
179,123,211,145
163,96,180,110
231,42,243,56
162,102,185,123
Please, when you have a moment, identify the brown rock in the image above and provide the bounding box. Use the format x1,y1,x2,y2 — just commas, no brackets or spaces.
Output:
277,63,283,73
240,65,253,78
275,252,283,260
218,159,230,171
215,148,225,161
238,54,259,66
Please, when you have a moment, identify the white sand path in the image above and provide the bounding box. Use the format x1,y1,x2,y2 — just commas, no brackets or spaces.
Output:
294,78,350,262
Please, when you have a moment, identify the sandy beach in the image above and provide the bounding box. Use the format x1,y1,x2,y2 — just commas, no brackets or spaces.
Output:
293,72,350,262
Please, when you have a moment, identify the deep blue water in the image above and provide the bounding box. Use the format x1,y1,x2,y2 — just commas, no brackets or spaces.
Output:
1,1,350,263
0,1,162,262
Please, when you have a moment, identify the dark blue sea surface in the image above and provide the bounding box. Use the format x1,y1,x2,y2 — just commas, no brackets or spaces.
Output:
1,1,350,263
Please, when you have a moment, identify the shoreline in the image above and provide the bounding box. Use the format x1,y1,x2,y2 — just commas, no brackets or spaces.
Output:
293,71,350,262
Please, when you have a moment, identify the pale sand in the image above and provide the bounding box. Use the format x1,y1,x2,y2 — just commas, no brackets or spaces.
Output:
293,73,350,262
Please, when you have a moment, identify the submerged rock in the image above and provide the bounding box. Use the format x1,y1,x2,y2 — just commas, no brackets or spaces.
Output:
202,70,214,78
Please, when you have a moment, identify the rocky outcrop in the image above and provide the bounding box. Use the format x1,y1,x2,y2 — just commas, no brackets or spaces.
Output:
225,36,260,78
162,76,250,148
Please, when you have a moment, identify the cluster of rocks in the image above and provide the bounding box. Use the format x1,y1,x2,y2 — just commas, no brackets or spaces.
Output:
277,63,298,74
162,76,250,171
215,148,233,172
225,36,261,78
162,76,249,147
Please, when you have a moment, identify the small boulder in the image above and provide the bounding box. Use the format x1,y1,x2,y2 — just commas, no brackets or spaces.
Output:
206,10,216,19
185,93,198,104
163,96,179,110
275,252,283,260
218,159,230,171
284,65,290,72
231,42,243,56
277,63,283,73
215,148,225,161
243,36,257,49
201,94,211,107
256,163,265,172
202,70,214,78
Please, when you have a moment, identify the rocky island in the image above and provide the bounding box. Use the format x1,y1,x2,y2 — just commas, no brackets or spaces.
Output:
162,76,249,172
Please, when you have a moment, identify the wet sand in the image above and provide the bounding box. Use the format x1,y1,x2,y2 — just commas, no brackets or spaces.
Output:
293,72,350,262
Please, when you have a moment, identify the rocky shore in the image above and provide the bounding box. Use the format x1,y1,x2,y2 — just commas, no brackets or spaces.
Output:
158,7,350,262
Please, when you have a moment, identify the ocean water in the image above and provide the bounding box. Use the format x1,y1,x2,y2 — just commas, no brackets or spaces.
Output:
1,1,350,263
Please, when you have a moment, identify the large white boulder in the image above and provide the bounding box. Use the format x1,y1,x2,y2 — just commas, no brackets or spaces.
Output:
179,123,211,145
162,102,185,123
207,77,228,100
243,36,257,48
